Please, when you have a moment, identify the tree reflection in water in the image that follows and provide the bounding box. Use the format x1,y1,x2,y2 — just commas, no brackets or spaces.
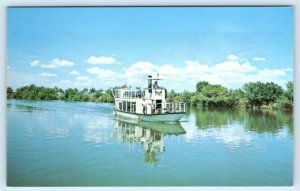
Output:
114,117,185,166
194,108,293,135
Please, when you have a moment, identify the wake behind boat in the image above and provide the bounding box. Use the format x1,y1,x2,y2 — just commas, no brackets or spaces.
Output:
112,75,187,122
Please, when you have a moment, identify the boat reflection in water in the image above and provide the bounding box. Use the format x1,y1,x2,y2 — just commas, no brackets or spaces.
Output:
114,116,186,165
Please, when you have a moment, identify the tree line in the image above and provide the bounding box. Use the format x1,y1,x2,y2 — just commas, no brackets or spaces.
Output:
7,81,293,110
166,81,293,110
7,85,114,103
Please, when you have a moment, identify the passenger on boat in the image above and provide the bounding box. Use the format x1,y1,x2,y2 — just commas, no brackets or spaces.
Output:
153,81,158,89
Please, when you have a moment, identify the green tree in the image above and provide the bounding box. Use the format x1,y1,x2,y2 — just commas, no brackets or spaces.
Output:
166,89,176,102
263,82,283,105
198,83,229,107
286,81,293,103
190,95,200,106
64,88,80,101
243,82,283,109
97,93,114,102
196,81,209,93
178,91,192,105
226,89,243,108
89,88,96,94
277,81,293,110
7,87,14,99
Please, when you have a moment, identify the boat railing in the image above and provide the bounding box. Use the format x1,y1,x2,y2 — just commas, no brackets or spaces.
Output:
165,102,186,113
113,88,143,99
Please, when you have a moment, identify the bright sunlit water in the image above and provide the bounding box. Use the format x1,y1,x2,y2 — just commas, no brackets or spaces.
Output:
7,100,293,186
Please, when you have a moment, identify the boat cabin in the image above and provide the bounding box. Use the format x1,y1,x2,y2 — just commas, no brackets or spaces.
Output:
113,75,186,115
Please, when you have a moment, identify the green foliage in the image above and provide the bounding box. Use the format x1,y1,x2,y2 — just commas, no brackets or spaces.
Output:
226,89,244,108
7,87,14,99
200,83,229,107
179,91,192,106
276,81,293,110
8,85,114,103
194,81,242,108
190,95,200,106
166,89,177,102
243,82,283,109
13,84,60,100
63,88,81,101
196,81,209,92
167,80,292,110
97,93,114,102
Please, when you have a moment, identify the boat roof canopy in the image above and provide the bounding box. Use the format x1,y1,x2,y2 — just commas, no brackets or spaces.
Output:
150,77,163,80
148,74,163,80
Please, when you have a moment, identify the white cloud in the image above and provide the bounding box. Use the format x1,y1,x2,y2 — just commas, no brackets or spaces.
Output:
257,68,286,78
7,66,10,70
76,76,89,81
185,60,202,66
159,64,182,76
21,54,290,91
38,73,57,77
253,57,266,61
227,54,239,61
87,56,116,65
125,61,159,77
69,70,80,75
30,60,40,67
42,59,74,68
185,60,212,74
215,61,257,73
86,67,117,78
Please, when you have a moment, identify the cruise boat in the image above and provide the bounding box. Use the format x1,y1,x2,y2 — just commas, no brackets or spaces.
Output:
112,75,186,122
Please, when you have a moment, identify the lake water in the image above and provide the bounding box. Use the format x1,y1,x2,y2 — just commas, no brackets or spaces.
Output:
7,100,293,186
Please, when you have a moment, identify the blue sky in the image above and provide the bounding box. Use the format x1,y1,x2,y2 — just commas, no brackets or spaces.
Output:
7,7,293,91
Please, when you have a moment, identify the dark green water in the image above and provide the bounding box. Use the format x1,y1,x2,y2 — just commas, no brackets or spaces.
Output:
7,100,293,186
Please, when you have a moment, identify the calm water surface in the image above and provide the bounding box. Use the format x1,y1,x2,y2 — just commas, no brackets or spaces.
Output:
7,100,293,186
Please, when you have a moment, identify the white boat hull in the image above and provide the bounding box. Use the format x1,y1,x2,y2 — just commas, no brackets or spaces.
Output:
115,110,184,122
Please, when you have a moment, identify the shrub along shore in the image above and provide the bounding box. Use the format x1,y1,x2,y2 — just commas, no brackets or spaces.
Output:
7,81,293,110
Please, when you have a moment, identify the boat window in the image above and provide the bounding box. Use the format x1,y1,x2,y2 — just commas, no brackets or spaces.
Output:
121,101,124,111
156,100,162,109
118,102,122,110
